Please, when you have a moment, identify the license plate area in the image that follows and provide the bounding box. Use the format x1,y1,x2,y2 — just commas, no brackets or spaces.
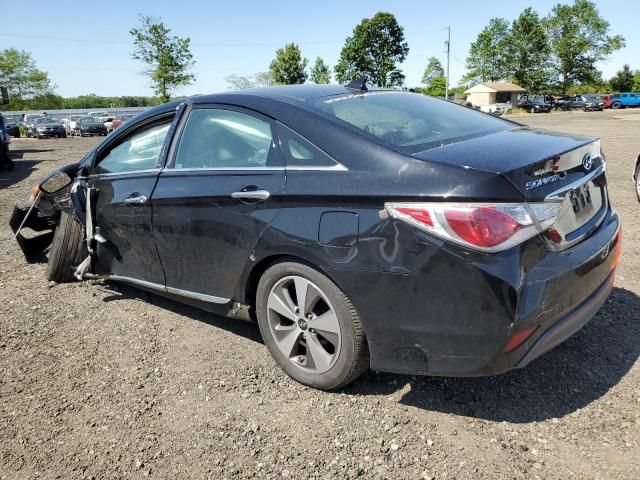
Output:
545,179,606,250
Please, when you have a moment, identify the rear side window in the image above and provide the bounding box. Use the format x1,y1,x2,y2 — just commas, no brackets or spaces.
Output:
310,91,510,152
173,109,275,169
277,123,338,168
612,94,620,99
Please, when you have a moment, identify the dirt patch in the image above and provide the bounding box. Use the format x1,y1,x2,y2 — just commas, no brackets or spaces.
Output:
1,113,639,479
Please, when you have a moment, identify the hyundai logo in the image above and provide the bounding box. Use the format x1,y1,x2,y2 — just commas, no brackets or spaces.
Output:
582,153,593,171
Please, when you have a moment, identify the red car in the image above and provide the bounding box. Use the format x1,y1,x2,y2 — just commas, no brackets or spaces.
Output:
110,114,135,131
601,94,612,108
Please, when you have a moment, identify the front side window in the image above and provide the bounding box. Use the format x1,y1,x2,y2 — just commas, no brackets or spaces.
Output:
173,109,275,169
310,91,511,153
93,120,171,175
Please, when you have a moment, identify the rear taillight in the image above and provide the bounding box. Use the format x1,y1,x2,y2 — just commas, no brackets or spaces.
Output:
385,202,561,253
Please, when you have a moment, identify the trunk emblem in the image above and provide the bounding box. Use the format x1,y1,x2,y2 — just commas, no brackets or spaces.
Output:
582,153,592,171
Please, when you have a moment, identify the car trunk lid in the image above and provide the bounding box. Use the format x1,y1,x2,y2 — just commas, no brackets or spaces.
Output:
413,126,608,250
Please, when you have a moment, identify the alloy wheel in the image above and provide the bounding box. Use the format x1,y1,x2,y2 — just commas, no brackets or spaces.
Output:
266,275,341,373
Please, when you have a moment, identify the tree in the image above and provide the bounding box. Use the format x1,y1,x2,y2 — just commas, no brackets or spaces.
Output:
464,18,511,84
225,72,275,90
609,64,634,92
506,8,554,92
309,57,331,84
421,57,445,85
421,57,446,96
334,12,409,87
633,70,640,93
269,43,307,85
545,0,625,92
130,15,196,102
0,48,54,110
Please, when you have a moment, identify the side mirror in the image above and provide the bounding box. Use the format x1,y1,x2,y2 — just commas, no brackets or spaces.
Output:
40,171,73,194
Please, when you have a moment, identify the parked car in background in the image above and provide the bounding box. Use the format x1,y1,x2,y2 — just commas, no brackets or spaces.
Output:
610,93,640,109
88,111,111,123
65,115,83,135
3,116,21,137
517,95,551,113
26,117,67,139
110,114,135,132
21,113,43,127
567,94,604,111
10,85,621,390
0,114,14,171
601,94,612,109
72,116,108,137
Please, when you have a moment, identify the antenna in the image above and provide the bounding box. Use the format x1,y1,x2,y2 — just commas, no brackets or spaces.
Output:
445,26,451,100
345,77,368,92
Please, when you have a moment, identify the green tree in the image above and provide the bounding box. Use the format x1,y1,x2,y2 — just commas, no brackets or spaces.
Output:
421,57,445,85
633,70,640,93
545,0,625,92
0,48,54,110
309,57,332,84
421,57,446,96
464,18,511,84
609,64,634,92
269,43,308,85
335,12,409,87
130,15,196,102
225,72,275,90
507,8,554,92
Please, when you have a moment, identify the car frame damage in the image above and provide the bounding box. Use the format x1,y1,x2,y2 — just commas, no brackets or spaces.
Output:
9,162,88,265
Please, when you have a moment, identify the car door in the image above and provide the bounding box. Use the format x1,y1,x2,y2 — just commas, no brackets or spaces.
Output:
151,105,285,302
87,112,175,285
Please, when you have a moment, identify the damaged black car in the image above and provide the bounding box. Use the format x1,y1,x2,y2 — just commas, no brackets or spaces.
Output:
11,83,621,390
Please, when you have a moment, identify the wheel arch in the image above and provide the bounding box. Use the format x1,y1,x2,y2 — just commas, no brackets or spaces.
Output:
240,253,338,311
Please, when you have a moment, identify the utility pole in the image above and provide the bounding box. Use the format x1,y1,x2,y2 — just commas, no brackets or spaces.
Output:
445,26,451,100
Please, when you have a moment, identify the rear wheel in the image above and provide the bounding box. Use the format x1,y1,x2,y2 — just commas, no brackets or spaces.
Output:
612,102,621,109
635,162,640,202
256,261,368,390
46,211,84,282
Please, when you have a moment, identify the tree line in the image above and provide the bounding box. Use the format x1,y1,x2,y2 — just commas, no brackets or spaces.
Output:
0,0,634,112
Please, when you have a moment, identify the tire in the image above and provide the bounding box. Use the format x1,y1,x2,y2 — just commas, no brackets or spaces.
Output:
635,162,640,202
583,106,587,112
46,211,84,282
612,102,621,109
256,261,369,390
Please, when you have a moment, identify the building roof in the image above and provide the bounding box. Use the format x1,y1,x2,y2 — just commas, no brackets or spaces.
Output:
464,82,526,94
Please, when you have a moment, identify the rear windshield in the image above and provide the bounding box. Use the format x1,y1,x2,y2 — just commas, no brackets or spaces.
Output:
310,91,511,152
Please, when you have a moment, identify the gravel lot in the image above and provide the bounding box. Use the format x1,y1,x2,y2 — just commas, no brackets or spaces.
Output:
1,109,639,480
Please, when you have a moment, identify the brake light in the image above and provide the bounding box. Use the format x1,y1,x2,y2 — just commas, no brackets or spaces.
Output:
444,207,522,248
385,202,561,253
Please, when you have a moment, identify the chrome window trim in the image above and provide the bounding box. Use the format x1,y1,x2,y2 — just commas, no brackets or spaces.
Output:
160,165,347,173
88,168,161,179
87,274,231,304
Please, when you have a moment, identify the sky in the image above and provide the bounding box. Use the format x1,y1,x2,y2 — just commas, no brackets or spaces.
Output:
1,0,638,98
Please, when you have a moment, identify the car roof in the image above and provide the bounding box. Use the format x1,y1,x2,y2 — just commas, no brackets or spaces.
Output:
193,84,387,104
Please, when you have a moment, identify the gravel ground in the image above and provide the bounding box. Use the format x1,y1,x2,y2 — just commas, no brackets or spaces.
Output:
1,109,639,480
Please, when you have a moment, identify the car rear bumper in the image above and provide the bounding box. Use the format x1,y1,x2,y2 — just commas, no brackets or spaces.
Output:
330,207,621,377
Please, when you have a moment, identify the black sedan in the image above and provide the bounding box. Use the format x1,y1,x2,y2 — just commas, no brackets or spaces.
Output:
73,116,108,137
27,117,67,138
517,95,552,113
10,84,621,390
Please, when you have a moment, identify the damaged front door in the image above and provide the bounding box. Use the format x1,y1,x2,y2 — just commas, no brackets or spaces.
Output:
87,116,174,285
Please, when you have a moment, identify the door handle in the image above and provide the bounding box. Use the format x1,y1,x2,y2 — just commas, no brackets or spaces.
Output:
123,194,148,205
230,189,271,201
